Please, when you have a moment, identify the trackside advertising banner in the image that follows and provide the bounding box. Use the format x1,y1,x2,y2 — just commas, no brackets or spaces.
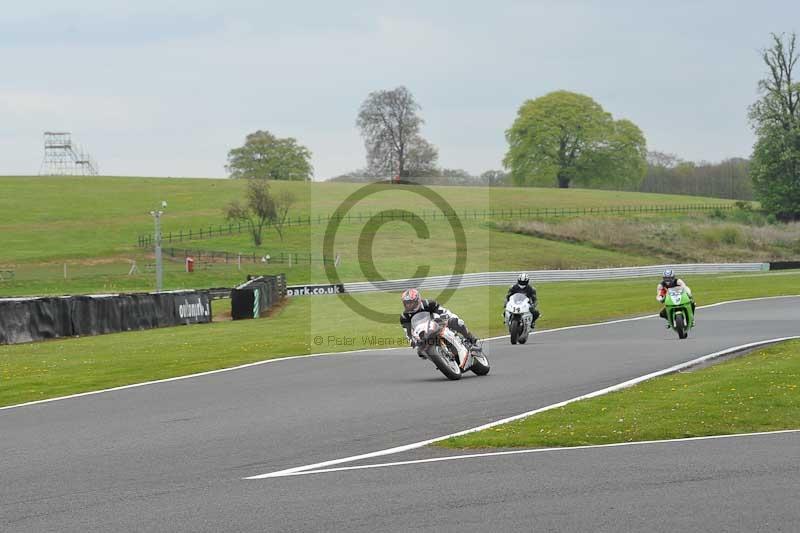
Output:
176,294,211,324
0,291,211,345
286,284,345,297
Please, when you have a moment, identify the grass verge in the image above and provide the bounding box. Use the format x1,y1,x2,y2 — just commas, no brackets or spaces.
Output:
495,213,800,264
1,272,799,408
438,339,800,449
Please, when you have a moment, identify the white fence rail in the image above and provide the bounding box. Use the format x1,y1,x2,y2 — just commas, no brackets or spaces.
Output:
337,263,770,294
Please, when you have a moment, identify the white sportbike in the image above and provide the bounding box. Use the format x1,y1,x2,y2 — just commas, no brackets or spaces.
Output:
410,312,490,380
504,293,534,344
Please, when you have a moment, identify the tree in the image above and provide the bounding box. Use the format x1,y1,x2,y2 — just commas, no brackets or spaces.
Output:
271,189,296,241
403,136,439,176
646,150,680,169
356,86,438,177
227,130,313,181
503,91,647,189
225,179,296,245
749,33,800,220
480,170,510,186
639,152,753,200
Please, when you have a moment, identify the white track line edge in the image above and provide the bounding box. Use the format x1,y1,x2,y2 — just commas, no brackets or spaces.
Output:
2,294,797,413
267,429,800,478
246,334,800,479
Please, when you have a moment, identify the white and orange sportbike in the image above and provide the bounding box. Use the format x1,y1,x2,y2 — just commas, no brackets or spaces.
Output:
410,312,490,380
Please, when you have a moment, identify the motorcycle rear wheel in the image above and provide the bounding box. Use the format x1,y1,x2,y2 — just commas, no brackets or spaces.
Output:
470,352,490,376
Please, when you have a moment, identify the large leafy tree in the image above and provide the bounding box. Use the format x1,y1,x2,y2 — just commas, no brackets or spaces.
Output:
749,33,800,220
227,130,313,181
356,86,438,177
504,91,647,189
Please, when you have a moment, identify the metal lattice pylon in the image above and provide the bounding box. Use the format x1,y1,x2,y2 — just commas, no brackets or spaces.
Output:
39,132,99,175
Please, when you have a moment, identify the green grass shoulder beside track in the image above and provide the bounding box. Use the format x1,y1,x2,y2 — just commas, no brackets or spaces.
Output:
438,338,800,449
1,271,799,408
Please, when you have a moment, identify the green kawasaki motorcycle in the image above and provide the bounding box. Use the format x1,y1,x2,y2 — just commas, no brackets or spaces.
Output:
663,286,695,339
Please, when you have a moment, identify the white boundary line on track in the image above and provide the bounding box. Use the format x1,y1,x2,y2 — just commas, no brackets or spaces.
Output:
1,294,797,413
265,429,800,478
0,347,389,412
245,334,800,479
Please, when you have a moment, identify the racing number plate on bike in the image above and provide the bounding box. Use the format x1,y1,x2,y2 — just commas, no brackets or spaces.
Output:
668,288,683,304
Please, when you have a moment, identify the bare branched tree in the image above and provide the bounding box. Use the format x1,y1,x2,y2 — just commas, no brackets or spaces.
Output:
356,86,438,177
748,32,800,219
225,179,294,245
272,190,296,241
750,33,799,133
646,150,681,169
404,136,439,176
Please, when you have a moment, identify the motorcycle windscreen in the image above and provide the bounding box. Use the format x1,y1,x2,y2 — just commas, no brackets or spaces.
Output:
667,287,685,305
410,312,436,339
508,293,529,306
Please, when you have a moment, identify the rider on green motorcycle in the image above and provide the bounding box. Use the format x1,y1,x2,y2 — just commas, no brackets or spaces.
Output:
656,269,696,326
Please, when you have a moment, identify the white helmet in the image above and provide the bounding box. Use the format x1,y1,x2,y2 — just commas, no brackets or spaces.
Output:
517,273,529,286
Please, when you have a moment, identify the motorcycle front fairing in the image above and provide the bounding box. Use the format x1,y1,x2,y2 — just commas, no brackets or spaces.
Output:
665,287,694,326
505,293,533,324
410,312,469,369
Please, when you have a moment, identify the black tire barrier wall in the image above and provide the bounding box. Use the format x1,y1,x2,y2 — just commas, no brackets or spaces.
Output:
0,291,211,346
231,275,286,320
769,261,800,270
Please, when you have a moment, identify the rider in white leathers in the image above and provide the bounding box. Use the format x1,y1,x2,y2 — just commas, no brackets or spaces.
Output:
400,288,480,356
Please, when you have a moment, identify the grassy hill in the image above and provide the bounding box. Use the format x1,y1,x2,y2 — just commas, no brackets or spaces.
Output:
0,176,730,261
0,175,741,296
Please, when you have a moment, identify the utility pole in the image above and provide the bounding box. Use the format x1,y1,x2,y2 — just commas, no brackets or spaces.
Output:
150,201,167,291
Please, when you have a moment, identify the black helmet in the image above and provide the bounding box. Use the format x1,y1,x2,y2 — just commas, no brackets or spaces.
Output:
517,273,529,286
662,269,676,286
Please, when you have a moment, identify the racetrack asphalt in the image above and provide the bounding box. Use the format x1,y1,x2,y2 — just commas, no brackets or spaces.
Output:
1,297,798,532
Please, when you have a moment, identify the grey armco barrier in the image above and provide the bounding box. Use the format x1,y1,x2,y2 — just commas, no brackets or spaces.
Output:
321,263,770,295
0,290,211,345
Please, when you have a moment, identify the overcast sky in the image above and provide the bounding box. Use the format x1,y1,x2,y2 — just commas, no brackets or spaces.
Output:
1,1,797,179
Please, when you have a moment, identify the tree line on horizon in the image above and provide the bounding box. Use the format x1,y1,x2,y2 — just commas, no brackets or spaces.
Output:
329,152,754,200
225,32,799,219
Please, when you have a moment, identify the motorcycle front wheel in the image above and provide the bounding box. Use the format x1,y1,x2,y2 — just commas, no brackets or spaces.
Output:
674,312,688,339
429,345,462,380
509,319,520,344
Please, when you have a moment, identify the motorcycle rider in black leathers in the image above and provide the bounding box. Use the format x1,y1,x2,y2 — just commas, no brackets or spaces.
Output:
400,288,480,356
504,273,541,322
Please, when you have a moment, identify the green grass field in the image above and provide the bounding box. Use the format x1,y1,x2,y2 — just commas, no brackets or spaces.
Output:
0,175,740,296
439,338,800,449
1,176,729,263
2,271,798,408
